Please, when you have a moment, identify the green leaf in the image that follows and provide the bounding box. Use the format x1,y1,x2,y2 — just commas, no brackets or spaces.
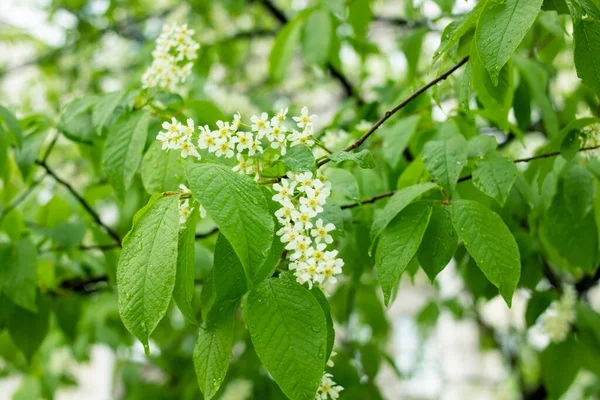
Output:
302,8,332,67
422,136,468,196
561,163,595,219
193,303,236,400
282,145,316,173
174,205,199,325
476,0,543,84
381,115,420,169
458,60,472,113
370,182,440,251
58,96,98,143
472,154,518,206
117,194,180,349
103,110,149,201
0,126,7,183
329,149,377,169
471,50,514,129
573,18,600,96
185,163,274,283
541,337,582,399
417,204,458,281
560,130,581,161
15,128,47,181
375,202,432,305
466,135,497,159
348,0,372,38
325,167,360,200
269,17,303,82
245,279,327,400
92,90,127,135
8,297,50,361
309,287,335,360
514,56,559,137
434,2,483,61
451,199,521,306
141,141,185,194
187,100,227,127
0,238,38,312
0,104,23,147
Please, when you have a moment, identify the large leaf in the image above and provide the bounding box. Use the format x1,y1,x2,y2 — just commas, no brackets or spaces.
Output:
476,0,544,84
174,205,199,325
472,154,518,206
325,167,360,200
422,136,467,196
245,278,327,400
370,182,440,251
57,96,98,143
451,200,521,306
269,16,303,81
92,90,127,134
117,194,180,350
375,202,432,305
573,18,600,96
301,8,332,67
0,238,38,312
103,110,149,201
0,104,23,147
8,298,50,361
471,50,514,129
193,303,236,400
329,149,377,169
541,337,582,399
417,204,458,281
141,141,185,194
185,163,274,284
381,115,420,169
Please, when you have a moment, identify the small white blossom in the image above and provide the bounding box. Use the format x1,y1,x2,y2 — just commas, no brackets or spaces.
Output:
311,219,335,244
293,106,317,129
537,285,577,342
315,373,343,400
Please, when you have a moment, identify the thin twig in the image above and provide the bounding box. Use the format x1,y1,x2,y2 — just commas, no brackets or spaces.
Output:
318,56,470,168
259,0,364,104
35,159,122,246
339,145,600,209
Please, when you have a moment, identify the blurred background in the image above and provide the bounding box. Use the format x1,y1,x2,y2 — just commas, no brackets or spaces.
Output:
1,0,598,399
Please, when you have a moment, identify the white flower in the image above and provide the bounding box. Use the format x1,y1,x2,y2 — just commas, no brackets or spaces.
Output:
315,373,343,400
231,112,242,132
198,128,218,152
272,179,296,204
311,219,335,244
215,137,235,158
247,138,264,156
289,128,315,148
214,120,232,140
180,139,200,159
274,202,295,224
232,154,255,175
179,184,191,194
178,199,193,224
293,106,317,129
235,131,253,152
294,172,314,192
299,196,323,215
272,107,288,126
291,210,314,230
251,112,272,137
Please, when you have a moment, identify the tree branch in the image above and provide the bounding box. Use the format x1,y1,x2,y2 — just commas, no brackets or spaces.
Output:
317,56,470,168
35,159,122,246
340,145,600,209
259,0,364,104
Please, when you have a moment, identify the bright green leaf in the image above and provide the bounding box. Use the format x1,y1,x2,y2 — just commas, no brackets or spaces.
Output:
573,18,600,96
174,205,199,325
375,201,432,305
417,204,458,281
472,154,518,206
92,90,127,135
117,194,180,349
422,135,468,196
329,149,377,169
451,199,521,306
269,17,303,82
141,141,185,194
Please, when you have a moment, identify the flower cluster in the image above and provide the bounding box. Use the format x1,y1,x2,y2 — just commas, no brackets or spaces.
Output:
273,172,344,292
316,352,343,400
537,285,577,342
156,107,319,181
142,23,200,91
178,184,206,224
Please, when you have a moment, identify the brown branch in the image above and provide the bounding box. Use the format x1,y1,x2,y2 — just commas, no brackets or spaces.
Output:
317,56,470,168
259,0,364,104
35,159,122,246
339,145,600,209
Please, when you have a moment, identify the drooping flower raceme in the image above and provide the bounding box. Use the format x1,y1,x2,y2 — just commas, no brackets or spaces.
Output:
156,107,345,292
142,23,200,91
273,171,344,293
537,285,577,342
580,124,600,159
